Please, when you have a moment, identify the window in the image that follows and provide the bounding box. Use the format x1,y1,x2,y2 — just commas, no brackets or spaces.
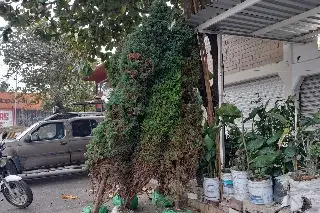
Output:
71,119,98,137
31,123,65,141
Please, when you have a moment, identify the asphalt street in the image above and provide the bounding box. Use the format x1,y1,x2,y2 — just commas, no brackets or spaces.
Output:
0,174,156,213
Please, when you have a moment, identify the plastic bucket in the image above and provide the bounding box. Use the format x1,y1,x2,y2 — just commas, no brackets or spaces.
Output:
203,177,220,201
231,170,249,201
248,178,273,204
222,172,234,197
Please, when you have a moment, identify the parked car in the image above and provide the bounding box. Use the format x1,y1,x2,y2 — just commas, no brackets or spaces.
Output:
2,113,103,176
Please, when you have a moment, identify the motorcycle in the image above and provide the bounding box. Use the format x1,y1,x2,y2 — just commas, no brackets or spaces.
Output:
0,132,33,208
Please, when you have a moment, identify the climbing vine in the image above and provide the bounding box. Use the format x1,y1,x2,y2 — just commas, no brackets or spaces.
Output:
86,1,203,210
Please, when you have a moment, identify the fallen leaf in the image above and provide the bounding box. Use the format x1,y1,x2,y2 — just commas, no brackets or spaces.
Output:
61,194,78,200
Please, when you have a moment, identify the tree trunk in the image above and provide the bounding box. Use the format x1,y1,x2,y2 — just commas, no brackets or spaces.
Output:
198,33,214,125
92,177,107,213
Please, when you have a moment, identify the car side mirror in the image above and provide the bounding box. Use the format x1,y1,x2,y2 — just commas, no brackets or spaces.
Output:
2,132,8,140
24,135,32,143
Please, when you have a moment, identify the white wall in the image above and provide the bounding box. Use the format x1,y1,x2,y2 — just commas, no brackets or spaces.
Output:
292,39,320,94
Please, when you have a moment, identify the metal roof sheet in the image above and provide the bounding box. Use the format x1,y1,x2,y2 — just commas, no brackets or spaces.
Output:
186,0,320,42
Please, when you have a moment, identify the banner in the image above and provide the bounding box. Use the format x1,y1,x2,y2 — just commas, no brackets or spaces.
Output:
0,92,42,110
0,110,13,128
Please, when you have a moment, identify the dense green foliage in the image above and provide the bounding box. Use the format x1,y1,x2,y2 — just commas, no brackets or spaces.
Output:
238,97,296,178
86,1,202,207
0,0,210,61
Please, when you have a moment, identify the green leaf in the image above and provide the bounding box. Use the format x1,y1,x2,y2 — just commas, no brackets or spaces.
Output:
259,147,275,155
251,154,276,168
247,137,265,152
216,103,241,119
266,131,282,145
208,71,214,80
208,126,220,140
283,147,295,158
205,134,214,150
205,151,212,162
268,112,287,124
120,5,127,14
244,108,259,123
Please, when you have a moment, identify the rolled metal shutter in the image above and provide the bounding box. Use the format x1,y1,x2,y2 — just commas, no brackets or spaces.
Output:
300,74,320,117
224,75,284,128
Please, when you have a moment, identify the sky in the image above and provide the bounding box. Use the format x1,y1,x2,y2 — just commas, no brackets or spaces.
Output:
0,17,13,87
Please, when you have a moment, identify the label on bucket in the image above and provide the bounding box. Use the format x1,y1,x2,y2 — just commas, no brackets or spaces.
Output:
251,195,264,204
222,180,233,188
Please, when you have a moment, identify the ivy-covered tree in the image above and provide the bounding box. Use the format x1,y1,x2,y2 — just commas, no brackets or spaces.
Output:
86,1,203,212
0,27,95,110
0,0,210,61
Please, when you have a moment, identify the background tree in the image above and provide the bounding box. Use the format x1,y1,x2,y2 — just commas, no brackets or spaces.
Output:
0,27,95,110
0,80,9,92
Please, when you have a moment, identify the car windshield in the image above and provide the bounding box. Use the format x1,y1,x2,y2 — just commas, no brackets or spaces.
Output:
16,122,40,140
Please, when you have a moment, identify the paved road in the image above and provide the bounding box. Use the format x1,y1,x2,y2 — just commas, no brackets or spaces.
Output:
1,174,156,213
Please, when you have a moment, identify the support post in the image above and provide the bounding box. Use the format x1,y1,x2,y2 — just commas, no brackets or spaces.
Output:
217,34,225,169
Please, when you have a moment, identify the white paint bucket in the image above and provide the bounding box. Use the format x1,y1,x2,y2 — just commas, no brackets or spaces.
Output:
248,178,273,204
222,172,234,197
203,177,220,201
231,170,249,201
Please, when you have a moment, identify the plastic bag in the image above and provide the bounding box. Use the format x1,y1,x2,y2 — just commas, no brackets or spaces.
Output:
81,205,108,213
112,194,138,210
289,177,320,212
152,190,174,208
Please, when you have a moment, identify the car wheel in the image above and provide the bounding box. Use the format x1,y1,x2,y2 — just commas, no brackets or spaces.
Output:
5,160,18,175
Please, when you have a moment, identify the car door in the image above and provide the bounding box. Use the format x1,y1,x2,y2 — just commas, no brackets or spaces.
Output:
69,119,99,164
16,121,70,170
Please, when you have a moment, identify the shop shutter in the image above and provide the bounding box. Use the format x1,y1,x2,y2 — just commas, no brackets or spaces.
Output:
224,75,285,129
300,74,320,117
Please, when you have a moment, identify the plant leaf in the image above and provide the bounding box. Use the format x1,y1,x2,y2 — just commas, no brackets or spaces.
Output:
268,112,286,124
247,137,265,152
266,131,283,145
251,154,276,168
259,147,275,155
205,134,214,150
205,151,212,162
283,147,295,158
244,108,259,123
208,71,214,80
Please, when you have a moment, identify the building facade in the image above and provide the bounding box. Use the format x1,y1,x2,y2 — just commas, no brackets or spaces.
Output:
205,34,320,124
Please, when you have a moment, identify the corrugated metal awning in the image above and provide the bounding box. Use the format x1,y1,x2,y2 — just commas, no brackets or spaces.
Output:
186,0,320,42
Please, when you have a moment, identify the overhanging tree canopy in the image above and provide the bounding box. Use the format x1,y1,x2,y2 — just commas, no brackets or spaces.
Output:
0,0,211,61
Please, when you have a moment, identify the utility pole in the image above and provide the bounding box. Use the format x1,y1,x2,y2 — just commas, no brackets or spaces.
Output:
14,72,17,126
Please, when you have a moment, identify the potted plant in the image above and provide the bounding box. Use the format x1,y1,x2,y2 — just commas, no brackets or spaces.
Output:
289,113,320,212
242,97,297,204
246,133,278,205
202,120,220,202
201,103,241,202
222,126,242,199
229,111,251,202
